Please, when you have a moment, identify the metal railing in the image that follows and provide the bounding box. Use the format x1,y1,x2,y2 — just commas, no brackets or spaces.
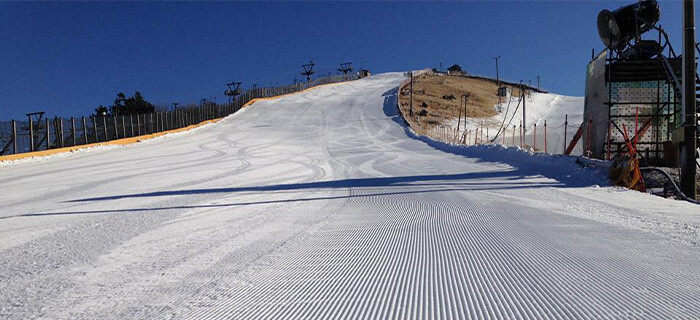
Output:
0,73,358,157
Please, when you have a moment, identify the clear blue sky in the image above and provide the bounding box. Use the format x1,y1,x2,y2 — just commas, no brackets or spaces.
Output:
0,1,692,120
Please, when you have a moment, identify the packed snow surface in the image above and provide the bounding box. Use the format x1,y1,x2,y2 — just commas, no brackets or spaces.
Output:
1,73,700,319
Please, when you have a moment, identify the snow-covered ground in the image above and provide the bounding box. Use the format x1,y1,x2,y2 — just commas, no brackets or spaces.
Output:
1,73,700,319
453,91,584,155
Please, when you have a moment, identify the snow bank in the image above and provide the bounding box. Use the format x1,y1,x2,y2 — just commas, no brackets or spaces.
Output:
407,127,610,188
453,91,585,155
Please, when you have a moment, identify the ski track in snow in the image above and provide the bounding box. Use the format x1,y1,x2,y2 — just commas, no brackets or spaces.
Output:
1,73,700,319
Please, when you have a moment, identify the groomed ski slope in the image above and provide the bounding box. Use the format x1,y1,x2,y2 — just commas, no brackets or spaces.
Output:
1,73,700,319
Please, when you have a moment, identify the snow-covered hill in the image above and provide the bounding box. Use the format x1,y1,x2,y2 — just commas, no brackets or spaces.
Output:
1,73,699,319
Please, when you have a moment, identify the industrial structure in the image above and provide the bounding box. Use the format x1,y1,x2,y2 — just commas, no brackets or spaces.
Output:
584,0,698,197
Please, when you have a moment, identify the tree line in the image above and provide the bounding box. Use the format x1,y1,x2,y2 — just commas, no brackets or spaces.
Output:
94,91,156,116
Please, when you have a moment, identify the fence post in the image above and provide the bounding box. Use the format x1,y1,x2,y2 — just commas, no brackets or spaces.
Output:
480,125,484,143
58,118,64,147
113,115,118,139
28,118,34,152
71,117,76,146
518,121,523,148
92,116,98,142
534,124,537,151
544,120,547,153
45,118,50,150
82,117,88,144
11,120,17,154
102,116,108,141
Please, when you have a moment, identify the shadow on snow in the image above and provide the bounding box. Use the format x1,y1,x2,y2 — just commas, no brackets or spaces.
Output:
4,85,605,220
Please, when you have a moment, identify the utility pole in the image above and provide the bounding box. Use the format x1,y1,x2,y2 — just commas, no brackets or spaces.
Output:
462,93,470,132
491,55,501,86
681,0,698,198
409,71,414,117
537,75,540,91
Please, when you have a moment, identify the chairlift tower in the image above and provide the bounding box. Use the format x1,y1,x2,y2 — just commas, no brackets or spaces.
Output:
225,81,242,104
338,62,354,74
301,61,316,82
